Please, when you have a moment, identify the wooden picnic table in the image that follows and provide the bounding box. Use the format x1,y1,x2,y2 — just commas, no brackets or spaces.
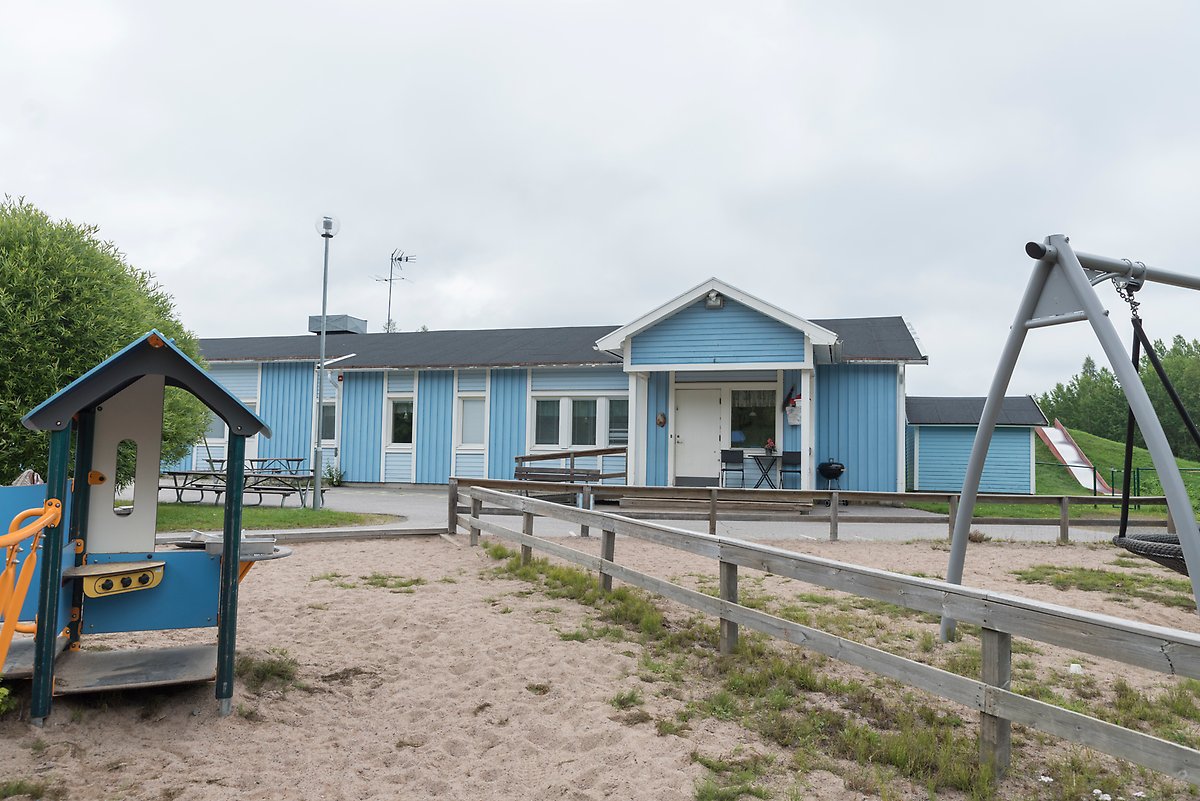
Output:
202,457,307,475
160,469,324,507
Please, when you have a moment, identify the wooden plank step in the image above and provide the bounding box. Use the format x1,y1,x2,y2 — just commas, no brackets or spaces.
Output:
52,644,217,695
1,636,68,680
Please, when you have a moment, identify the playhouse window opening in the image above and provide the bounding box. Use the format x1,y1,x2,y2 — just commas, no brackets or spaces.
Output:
115,438,137,514
390,400,414,445
731,389,775,449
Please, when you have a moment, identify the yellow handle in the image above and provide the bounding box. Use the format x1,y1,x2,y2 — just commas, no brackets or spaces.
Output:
1,499,63,671
1,500,63,549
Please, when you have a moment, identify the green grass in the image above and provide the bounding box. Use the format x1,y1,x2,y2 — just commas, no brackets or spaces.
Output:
156,502,395,532
1013,564,1195,609
235,648,300,693
0,780,50,799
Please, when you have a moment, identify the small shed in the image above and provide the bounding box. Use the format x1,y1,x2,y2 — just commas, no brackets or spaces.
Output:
905,396,1047,494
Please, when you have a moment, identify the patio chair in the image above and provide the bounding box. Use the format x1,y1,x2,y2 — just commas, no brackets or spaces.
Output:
719,449,744,488
780,451,803,488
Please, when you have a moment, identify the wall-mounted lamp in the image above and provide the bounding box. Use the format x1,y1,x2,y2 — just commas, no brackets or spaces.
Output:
656,412,667,427
705,290,724,309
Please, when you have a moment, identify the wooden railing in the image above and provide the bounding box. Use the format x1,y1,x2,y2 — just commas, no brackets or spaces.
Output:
449,477,1171,543
513,446,627,483
452,484,1200,779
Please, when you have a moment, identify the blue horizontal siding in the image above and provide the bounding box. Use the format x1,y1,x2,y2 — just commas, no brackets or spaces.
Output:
488,368,527,480
531,367,627,392
601,454,627,484
457,370,486,392
384,451,413,482
208,363,259,400
454,451,486,478
914,426,1033,494
631,298,806,365
415,370,454,484
258,362,315,469
815,364,898,491
340,371,384,482
388,370,415,393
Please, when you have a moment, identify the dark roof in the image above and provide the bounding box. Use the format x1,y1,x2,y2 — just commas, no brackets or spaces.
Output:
200,316,926,369
200,326,623,370
812,316,926,362
24,330,269,436
906,396,1047,426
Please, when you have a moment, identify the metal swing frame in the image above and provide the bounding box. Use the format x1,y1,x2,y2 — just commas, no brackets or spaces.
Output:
941,234,1200,640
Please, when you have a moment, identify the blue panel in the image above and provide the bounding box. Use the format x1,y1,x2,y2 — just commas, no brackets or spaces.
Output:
193,442,225,470
83,551,220,633
815,364,898,492
3,485,74,625
488,368,527,480
161,454,191,472
531,367,627,392
601,454,627,484
258,362,315,469
340,371,384,482
387,370,415,393
914,426,1033,494
458,370,487,392
208,363,259,400
645,373,670,486
454,451,486,478
384,451,413,482
631,298,806,365
415,370,454,484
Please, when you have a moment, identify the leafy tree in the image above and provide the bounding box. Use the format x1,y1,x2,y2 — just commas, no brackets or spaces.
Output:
0,198,208,483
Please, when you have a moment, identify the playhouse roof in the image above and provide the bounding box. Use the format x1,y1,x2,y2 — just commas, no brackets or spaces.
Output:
22,330,270,436
905,396,1047,426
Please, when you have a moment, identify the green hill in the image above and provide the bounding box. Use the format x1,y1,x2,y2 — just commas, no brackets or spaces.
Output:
1038,427,1200,507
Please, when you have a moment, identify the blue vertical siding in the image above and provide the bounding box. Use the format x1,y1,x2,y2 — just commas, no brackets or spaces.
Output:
415,370,454,483
914,426,1033,494
905,425,916,491
384,452,413,482
340,371,384,482
458,370,487,392
815,364,898,491
530,368,627,391
488,369,527,480
208,363,259,400
630,299,806,365
645,373,670,486
258,363,315,469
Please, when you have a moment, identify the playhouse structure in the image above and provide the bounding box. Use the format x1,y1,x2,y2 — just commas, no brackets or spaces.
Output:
1,330,282,722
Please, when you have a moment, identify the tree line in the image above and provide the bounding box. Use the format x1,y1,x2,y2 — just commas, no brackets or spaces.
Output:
1039,338,1200,461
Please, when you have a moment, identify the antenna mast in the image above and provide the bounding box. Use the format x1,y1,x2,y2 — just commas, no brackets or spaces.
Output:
375,249,416,332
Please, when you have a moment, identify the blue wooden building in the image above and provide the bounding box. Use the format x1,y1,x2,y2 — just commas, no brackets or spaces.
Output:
186,279,929,491
905,396,1047,494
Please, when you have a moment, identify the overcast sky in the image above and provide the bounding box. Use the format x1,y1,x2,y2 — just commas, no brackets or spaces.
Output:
5,2,1200,397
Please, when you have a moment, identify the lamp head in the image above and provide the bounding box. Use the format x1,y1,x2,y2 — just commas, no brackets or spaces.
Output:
316,216,341,238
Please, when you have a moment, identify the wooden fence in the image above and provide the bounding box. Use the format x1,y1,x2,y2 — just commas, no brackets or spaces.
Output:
451,477,1172,544
452,483,1200,780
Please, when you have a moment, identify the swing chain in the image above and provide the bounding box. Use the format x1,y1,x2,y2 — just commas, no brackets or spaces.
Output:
1114,259,1146,319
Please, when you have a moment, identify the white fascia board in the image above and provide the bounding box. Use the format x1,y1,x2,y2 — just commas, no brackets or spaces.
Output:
625,361,808,373
594,277,839,352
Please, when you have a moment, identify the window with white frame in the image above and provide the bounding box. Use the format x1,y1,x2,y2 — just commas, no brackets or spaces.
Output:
204,412,225,440
389,399,414,446
531,396,629,449
319,401,337,443
459,397,485,447
730,389,776,449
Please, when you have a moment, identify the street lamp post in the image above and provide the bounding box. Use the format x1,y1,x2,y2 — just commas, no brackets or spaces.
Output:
313,215,340,511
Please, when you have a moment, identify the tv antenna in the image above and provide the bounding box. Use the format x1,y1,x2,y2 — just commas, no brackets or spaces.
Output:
373,249,416,332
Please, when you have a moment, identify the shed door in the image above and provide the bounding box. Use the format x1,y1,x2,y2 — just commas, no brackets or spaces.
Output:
674,389,721,485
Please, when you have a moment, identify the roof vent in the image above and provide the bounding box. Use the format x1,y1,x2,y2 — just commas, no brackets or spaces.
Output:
308,315,368,335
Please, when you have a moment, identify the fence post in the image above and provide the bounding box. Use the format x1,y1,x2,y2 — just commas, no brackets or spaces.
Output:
709,487,719,537
829,491,839,541
447,479,459,535
948,494,958,539
980,627,1012,775
469,497,482,547
580,485,591,538
1058,496,1070,545
719,559,738,654
600,528,615,592
521,512,534,566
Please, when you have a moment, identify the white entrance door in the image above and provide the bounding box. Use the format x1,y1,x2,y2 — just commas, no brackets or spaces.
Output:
674,389,722,484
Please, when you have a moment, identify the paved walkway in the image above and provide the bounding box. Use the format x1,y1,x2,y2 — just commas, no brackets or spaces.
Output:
154,484,1145,545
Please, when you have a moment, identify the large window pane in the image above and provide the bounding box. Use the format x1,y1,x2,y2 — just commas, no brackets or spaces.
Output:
535,399,560,445
320,402,337,441
204,413,225,439
391,400,414,444
607,399,628,446
460,398,485,445
730,390,775,449
572,399,597,446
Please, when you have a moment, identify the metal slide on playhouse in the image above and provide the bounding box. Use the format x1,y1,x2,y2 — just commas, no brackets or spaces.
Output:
1036,420,1113,494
